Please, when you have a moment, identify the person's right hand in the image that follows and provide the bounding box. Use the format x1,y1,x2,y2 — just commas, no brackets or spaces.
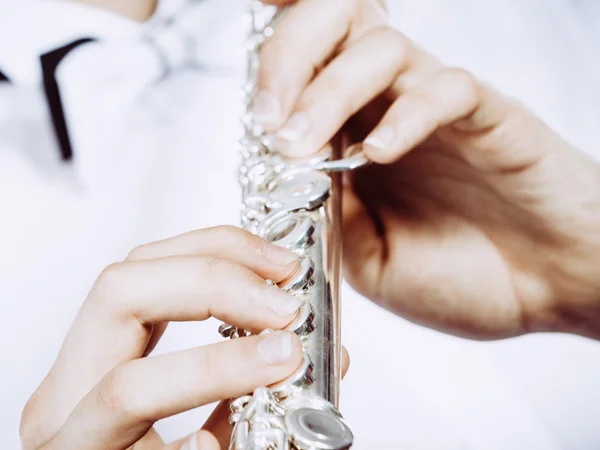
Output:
257,0,600,341
19,226,307,450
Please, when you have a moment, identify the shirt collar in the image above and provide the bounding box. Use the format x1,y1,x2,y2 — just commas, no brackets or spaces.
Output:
0,0,247,84
0,1,144,84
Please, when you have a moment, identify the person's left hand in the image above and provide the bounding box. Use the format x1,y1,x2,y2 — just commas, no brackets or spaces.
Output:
20,226,349,450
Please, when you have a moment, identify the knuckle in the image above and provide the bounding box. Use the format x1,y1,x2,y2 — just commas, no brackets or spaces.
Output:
207,256,254,284
259,31,302,87
301,70,358,122
206,254,234,272
262,29,287,58
210,225,253,248
308,71,349,109
442,67,480,106
211,224,240,236
94,262,128,292
126,243,151,261
96,366,128,414
205,256,232,278
378,27,411,69
237,231,265,257
88,262,135,314
19,395,39,447
405,90,437,115
205,256,262,306
88,260,166,328
97,364,149,421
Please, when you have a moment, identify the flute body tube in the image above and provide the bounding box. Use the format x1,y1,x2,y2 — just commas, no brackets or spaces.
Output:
218,3,369,449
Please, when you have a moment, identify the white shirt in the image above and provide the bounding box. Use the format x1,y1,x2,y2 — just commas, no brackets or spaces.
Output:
1,1,600,449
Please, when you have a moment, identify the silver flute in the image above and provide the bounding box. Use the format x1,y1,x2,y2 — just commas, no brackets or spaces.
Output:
218,3,369,449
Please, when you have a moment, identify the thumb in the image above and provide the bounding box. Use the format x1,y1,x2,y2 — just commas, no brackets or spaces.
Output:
202,401,233,450
341,181,385,301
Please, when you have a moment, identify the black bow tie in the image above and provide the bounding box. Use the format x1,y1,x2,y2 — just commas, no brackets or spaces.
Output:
40,38,97,162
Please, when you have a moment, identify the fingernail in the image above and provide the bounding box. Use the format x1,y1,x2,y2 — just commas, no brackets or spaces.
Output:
252,90,282,126
180,433,197,450
258,331,293,364
262,241,298,266
277,112,310,142
266,284,302,317
365,125,395,149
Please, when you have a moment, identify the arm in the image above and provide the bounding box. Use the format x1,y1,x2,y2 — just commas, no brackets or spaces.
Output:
72,0,158,21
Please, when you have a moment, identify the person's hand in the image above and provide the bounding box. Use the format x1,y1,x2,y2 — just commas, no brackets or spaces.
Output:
20,227,311,450
257,0,600,340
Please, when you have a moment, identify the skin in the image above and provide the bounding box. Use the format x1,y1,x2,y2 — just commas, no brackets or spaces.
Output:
71,0,158,21
256,0,600,341
20,226,349,450
32,1,600,448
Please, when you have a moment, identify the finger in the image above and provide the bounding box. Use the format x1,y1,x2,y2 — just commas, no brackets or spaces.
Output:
44,332,302,450
261,0,297,5
143,321,169,356
253,0,387,130
202,400,232,450
138,429,165,449
127,225,298,282
203,346,352,449
341,346,350,379
362,68,548,171
165,430,220,450
25,256,303,447
274,27,409,158
262,0,388,14
127,226,299,357
85,257,301,329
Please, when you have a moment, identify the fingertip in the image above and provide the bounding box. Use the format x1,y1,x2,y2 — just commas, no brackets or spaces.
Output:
274,140,317,159
252,90,284,131
362,144,393,165
274,112,314,158
341,346,350,379
254,331,304,392
279,331,305,376
179,430,220,450
290,331,303,355
362,127,400,164
256,330,303,368
285,330,305,366
261,240,299,267
201,401,232,449
196,430,220,450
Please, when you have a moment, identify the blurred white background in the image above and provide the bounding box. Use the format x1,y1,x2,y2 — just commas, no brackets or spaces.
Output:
1,0,600,449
